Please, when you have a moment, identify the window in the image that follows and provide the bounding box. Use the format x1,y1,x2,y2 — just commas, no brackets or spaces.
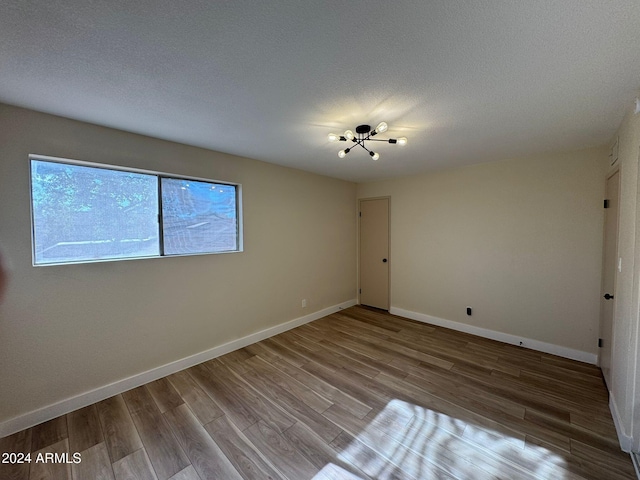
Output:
30,155,241,265
161,178,238,255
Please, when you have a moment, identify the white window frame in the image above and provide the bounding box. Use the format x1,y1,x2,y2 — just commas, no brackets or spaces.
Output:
29,154,243,266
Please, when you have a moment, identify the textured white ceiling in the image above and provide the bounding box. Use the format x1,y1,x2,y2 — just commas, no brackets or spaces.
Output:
1,1,640,182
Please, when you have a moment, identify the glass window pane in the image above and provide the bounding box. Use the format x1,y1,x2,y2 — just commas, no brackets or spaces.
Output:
161,178,238,255
31,160,160,265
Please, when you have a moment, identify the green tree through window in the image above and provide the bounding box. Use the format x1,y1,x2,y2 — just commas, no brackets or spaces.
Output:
30,157,240,265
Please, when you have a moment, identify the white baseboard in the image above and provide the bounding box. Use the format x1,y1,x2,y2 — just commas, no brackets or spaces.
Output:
609,393,634,452
0,299,357,438
390,307,597,365
608,393,638,478
631,451,640,480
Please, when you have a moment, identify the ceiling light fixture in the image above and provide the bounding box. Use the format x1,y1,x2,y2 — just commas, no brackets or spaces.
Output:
328,122,407,160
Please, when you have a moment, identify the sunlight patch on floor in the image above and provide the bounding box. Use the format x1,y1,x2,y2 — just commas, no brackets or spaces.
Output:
311,463,367,480
331,399,569,479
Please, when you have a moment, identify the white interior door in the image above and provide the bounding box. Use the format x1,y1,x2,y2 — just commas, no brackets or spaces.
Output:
599,169,620,388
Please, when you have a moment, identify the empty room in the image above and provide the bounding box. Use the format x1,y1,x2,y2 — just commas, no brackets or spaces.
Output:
2,1,640,479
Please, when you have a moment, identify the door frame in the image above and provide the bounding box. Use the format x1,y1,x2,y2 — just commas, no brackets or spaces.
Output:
358,196,391,309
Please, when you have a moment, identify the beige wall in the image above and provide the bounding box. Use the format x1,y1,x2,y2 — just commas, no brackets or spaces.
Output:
4,100,636,448
0,103,356,424
607,101,640,451
357,148,606,355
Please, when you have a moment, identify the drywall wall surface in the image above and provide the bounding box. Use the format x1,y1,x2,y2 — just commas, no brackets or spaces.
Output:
0,103,356,423
607,101,640,450
630,108,640,453
357,148,606,354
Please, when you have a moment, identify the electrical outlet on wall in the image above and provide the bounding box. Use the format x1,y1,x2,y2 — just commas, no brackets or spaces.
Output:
302,299,307,308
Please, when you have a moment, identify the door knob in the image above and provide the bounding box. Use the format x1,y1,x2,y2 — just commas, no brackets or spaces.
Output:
382,258,388,263
604,293,614,300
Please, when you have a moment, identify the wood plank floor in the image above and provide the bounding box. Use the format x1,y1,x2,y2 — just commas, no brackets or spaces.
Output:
0,306,635,479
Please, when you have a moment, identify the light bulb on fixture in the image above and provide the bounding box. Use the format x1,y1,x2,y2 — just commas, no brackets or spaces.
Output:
328,122,407,161
375,122,388,133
